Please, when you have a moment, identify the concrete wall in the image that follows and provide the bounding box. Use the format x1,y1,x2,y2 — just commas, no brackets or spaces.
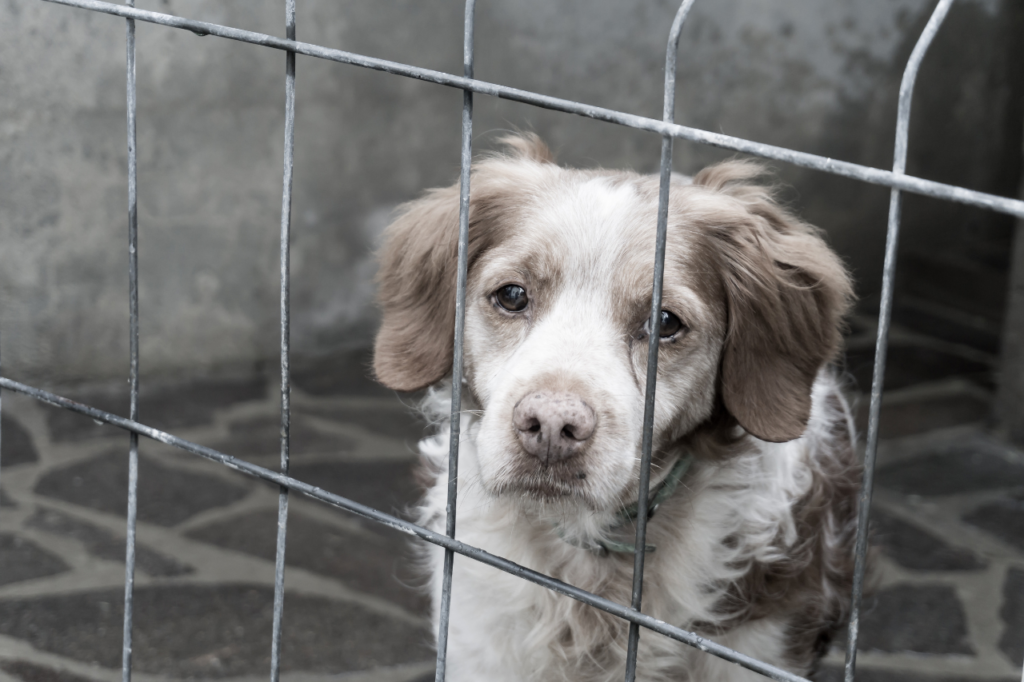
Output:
997,133,1024,445
0,0,1020,384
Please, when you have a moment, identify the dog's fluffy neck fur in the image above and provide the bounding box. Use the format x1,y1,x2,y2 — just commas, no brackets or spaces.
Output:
413,373,858,681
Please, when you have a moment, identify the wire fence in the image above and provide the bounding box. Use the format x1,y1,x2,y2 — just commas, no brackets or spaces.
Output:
1,1,1022,681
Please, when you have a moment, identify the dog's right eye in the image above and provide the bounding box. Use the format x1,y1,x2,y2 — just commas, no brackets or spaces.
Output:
495,284,529,312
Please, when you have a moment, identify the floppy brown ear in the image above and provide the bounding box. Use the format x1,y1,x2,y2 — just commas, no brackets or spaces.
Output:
695,162,853,443
373,183,464,391
373,135,553,391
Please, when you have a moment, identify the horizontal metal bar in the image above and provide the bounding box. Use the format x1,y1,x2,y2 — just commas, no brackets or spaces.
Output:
41,0,1024,220
0,374,809,682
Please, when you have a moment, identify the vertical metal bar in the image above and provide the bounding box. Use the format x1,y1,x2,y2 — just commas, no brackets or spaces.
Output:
843,2,954,681
624,3,697,680
434,2,475,680
270,2,296,681
0,329,3,505
121,1,140,681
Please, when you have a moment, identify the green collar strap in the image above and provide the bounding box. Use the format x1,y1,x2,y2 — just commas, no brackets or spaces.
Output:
555,452,695,555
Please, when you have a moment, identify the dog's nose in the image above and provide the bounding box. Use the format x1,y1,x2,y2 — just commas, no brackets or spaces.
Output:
512,392,596,465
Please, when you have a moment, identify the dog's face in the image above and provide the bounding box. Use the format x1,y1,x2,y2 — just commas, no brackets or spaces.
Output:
460,175,726,508
374,135,851,511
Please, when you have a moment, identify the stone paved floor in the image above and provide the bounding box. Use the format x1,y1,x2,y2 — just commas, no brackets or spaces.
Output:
0,324,1022,682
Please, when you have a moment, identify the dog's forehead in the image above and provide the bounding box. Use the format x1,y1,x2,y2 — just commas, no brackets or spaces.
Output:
491,175,636,272
483,172,708,295
531,174,642,242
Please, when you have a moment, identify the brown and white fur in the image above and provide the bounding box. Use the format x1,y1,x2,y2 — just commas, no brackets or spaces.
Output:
373,135,862,681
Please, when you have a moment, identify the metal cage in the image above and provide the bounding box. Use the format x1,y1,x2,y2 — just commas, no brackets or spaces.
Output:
1,1,1022,681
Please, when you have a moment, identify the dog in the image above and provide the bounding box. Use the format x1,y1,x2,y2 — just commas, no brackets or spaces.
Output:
373,134,861,681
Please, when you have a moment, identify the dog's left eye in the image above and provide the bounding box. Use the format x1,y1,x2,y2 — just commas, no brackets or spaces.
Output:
495,284,529,312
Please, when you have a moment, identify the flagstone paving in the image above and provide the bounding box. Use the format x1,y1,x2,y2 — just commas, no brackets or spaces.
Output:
0,334,1021,682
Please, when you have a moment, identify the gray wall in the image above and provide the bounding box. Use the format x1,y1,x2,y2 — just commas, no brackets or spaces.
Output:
1,0,1020,384
997,146,1024,443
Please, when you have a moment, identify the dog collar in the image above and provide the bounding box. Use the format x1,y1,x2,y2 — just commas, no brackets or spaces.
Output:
556,452,695,555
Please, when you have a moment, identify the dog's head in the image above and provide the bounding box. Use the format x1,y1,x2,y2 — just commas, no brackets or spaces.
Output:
374,135,852,510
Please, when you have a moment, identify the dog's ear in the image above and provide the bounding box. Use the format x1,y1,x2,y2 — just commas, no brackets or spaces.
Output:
374,136,550,391
695,161,853,443
374,183,463,391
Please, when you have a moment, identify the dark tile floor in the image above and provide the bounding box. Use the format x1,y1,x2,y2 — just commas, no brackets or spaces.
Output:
0,324,1021,682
